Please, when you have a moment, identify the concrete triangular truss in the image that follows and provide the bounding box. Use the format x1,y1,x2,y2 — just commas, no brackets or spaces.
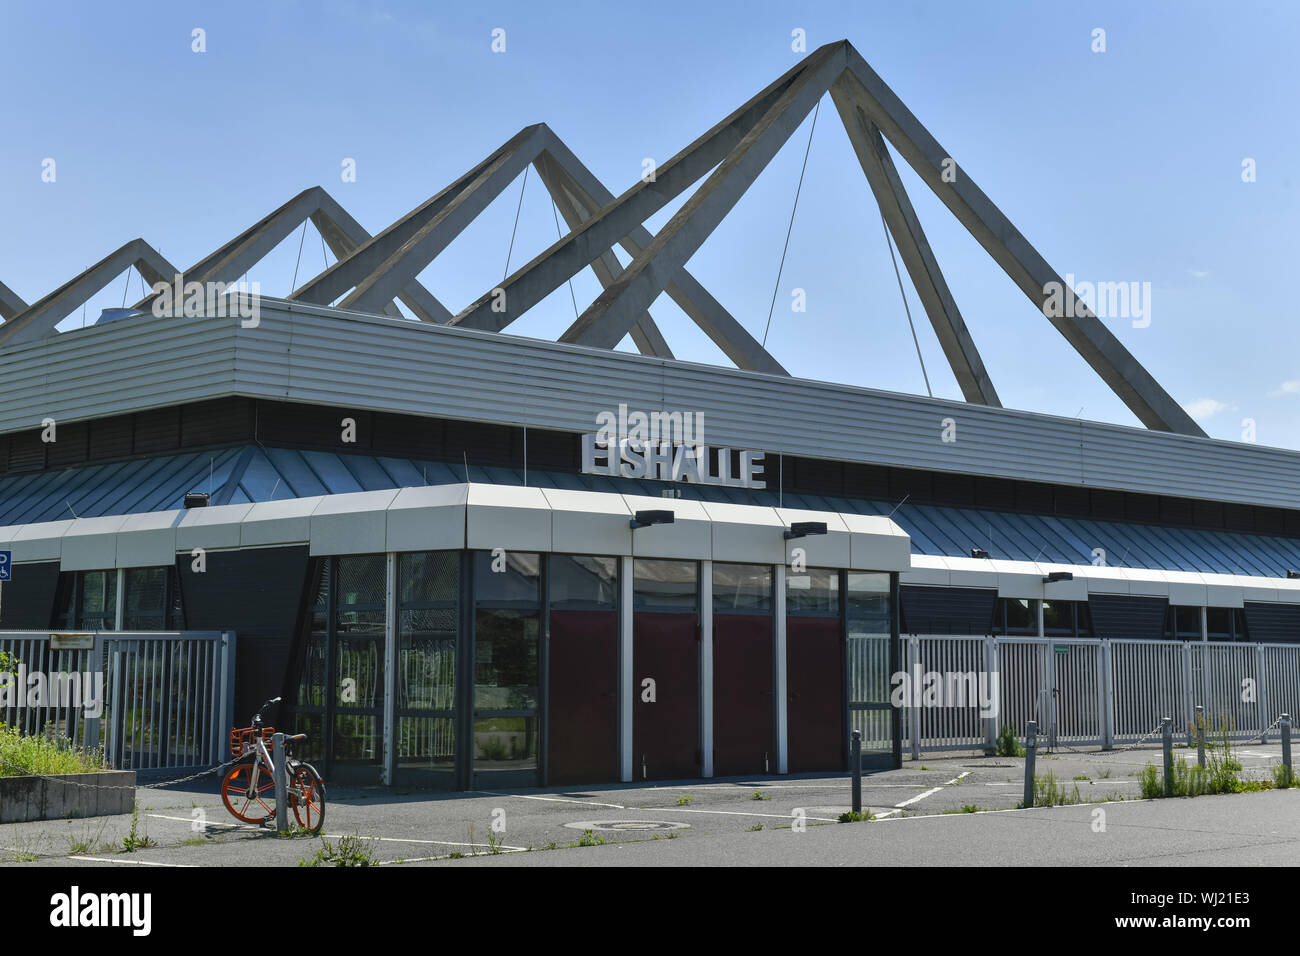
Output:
0,39,1199,435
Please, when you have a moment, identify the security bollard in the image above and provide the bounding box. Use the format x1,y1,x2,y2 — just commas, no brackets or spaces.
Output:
850,730,862,814
1023,720,1038,809
1283,714,1293,787
273,732,288,834
1195,704,1206,768
1162,717,1174,797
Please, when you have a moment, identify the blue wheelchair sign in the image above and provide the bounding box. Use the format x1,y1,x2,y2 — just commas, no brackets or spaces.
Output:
0,551,9,582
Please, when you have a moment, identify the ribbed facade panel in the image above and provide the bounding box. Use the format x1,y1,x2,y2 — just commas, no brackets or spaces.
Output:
2,301,1298,511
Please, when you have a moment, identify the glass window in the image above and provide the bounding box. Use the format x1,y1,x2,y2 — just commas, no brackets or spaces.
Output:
1003,598,1035,635
1076,601,1093,638
846,572,890,633
473,716,538,771
474,551,540,604
787,568,839,616
53,570,118,631
124,567,174,630
847,572,891,707
634,559,697,610
398,608,456,709
713,563,772,613
1170,606,1202,640
1207,607,1232,641
548,555,617,608
1041,600,1073,637
400,551,458,605
474,609,538,710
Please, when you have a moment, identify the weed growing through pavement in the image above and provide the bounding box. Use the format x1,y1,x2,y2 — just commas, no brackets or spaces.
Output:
676,794,694,805
837,809,875,822
995,723,1026,758
120,802,157,852
299,832,376,867
1018,772,1082,808
751,790,770,801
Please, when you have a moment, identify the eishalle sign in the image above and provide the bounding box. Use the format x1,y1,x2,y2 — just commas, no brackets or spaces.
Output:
580,403,766,489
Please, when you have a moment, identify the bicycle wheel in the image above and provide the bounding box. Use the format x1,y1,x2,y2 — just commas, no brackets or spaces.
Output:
289,761,326,834
221,761,276,824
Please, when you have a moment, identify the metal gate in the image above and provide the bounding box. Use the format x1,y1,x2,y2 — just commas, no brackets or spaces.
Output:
902,634,1300,753
0,630,235,773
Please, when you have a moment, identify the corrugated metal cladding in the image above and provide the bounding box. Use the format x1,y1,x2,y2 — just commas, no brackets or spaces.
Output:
1244,602,1300,643
900,585,996,635
3,302,1300,509
1089,594,1168,640
8,447,1300,578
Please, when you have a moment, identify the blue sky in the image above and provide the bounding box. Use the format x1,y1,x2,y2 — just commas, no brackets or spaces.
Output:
1,0,1297,449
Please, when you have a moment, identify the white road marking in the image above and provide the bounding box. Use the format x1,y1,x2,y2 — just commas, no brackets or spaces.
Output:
476,791,625,809
894,787,943,808
649,807,838,822
893,770,972,809
68,856,194,867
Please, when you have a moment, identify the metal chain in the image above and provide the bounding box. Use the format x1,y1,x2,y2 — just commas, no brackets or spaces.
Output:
0,755,243,792
1114,723,1167,753
1258,714,1286,742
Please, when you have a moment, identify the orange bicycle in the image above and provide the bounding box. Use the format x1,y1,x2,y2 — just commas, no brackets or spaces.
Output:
221,697,326,833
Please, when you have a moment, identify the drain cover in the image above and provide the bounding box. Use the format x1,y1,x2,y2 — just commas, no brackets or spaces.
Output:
564,820,689,832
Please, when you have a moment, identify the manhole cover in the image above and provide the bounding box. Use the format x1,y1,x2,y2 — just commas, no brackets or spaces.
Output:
564,820,689,832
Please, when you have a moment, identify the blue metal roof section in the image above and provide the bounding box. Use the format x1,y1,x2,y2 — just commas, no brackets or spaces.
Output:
5,446,1300,577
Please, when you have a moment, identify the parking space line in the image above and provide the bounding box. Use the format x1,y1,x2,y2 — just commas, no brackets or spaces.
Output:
476,791,626,809
68,856,194,867
649,807,838,822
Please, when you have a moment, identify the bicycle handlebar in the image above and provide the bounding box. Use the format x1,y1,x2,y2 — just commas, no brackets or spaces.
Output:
251,696,283,726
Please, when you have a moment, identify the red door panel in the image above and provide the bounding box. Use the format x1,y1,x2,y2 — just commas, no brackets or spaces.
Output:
713,614,773,776
632,612,699,781
548,609,618,786
787,616,845,772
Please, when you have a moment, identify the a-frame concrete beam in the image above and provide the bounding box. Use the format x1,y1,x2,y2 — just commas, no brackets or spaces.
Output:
534,155,673,359
839,47,1202,436
0,279,27,322
289,125,548,316
338,125,552,317
0,239,178,347
536,133,787,374
448,45,837,336
559,45,847,350
831,78,1000,406
131,187,444,322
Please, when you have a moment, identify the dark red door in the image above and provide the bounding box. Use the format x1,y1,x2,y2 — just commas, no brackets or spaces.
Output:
787,616,845,772
632,612,699,781
713,614,773,776
548,609,618,785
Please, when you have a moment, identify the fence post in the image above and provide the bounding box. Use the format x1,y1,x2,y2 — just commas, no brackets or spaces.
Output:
84,633,105,754
1022,720,1037,809
1181,643,1194,746
1100,639,1113,750
273,732,288,834
1256,643,1269,742
984,637,997,754
107,644,122,770
1195,704,1206,767
1162,717,1174,797
909,636,920,761
850,730,862,814
1282,714,1293,787
217,632,237,765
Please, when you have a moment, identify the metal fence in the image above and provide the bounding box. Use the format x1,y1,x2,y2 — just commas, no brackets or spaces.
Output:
0,630,235,773
902,634,1300,754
